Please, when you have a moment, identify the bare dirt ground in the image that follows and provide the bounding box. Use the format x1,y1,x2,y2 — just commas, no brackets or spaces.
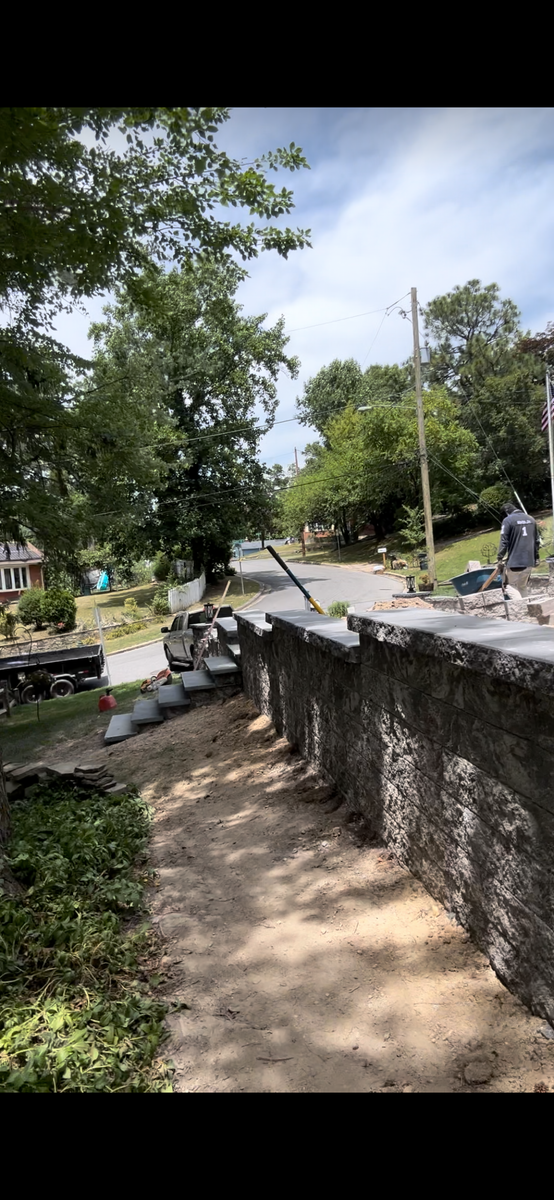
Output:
41,694,554,1093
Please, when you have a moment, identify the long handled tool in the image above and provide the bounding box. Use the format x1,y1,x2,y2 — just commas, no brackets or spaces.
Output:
478,561,506,594
266,545,326,614
193,579,231,669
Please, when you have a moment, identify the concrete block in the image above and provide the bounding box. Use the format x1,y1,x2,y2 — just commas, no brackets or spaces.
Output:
132,699,165,724
104,714,139,744
180,670,215,691
157,683,190,707
204,655,240,675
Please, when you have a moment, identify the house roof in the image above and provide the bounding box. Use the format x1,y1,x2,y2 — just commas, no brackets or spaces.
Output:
0,543,43,563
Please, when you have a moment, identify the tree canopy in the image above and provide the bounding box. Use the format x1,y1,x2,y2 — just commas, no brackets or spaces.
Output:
0,107,310,555
85,262,299,577
287,280,551,543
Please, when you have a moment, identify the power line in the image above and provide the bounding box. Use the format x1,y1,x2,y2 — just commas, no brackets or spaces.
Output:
285,306,390,334
426,450,501,525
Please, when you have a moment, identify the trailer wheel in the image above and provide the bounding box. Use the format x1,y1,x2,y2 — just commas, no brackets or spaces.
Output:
50,678,75,699
20,683,39,704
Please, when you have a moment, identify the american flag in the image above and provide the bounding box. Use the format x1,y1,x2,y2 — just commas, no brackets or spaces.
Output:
542,373,554,431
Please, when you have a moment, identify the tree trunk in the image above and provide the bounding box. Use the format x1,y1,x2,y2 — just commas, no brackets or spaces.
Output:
261,529,265,549
340,510,350,545
0,747,24,897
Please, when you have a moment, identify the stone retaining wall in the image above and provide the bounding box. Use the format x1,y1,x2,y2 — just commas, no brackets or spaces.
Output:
236,606,554,1023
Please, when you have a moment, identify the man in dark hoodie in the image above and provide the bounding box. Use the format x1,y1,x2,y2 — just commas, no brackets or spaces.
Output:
497,502,540,596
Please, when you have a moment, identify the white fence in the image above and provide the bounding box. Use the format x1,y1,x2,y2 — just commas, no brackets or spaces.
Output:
168,571,206,614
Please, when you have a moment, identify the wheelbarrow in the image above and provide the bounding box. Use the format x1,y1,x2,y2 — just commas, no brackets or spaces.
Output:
450,563,505,597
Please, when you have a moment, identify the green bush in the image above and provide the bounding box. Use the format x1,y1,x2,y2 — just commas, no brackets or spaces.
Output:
42,588,77,632
150,586,170,616
17,587,47,630
327,600,350,618
479,483,512,515
130,560,153,586
0,603,18,639
0,781,173,1092
398,504,425,551
152,552,171,582
123,598,140,617
105,621,146,641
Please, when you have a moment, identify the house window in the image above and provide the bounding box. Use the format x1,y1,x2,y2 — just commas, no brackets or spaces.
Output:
14,568,21,589
3,568,12,590
21,567,28,588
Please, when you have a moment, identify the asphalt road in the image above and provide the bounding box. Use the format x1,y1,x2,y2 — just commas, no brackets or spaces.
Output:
108,557,396,685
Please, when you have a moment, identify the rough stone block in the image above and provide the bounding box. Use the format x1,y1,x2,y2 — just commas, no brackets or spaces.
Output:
43,762,79,777
11,763,45,782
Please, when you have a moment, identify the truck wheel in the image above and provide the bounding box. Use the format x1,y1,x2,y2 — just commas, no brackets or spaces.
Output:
20,683,39,704
164,646,174,666
50,678,75,699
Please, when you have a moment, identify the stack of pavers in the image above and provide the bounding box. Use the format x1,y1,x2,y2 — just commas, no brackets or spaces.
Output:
3,760,130,800
104,656,242,745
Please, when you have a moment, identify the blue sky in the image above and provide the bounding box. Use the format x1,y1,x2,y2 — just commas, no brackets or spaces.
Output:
55,107,554,470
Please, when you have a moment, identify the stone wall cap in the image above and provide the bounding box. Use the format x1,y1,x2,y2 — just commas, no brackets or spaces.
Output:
235,611,273,637
349,609,554,694
265,610,360,662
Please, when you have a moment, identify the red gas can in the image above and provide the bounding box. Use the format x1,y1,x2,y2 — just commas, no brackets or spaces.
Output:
98,689,117,713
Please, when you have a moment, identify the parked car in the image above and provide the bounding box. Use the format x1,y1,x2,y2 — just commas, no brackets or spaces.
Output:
160,605,234,669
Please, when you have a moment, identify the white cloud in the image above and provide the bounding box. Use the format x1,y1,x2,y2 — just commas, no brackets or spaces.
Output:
52,108,554,470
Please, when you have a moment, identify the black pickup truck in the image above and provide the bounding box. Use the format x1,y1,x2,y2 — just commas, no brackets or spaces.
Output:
0,643,105,706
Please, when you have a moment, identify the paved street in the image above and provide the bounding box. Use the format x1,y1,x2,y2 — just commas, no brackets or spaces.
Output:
107,557,396,685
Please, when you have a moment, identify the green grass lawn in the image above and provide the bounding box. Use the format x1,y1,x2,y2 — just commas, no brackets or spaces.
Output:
202,574,261,609
252,513,554,592
0,680,143,763
75,582,158,624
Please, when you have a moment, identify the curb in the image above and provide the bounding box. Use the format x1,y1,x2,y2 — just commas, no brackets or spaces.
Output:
107,582,267,655
107,636,164,657
232,580,266,611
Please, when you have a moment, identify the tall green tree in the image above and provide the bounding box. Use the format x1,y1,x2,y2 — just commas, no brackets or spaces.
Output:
424,280,547,507
87,262,299,576
0,107,311,552
296,359,409,440
283,391,479,543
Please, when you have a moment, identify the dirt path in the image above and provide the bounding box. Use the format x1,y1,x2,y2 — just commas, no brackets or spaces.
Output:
44,696,554,1093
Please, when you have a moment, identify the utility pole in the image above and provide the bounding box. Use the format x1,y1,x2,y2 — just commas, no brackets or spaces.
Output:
411,287,436,588
295,447,306,556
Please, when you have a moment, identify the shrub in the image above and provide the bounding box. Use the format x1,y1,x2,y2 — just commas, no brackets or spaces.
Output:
42,588,77,632
123,598,140,617
105,621,146,641
0,603,18,639
327,600,350,618
398,504,425,551
479,484,512,516
150,585,170,616
0,780,172,1092
17,587,47,630
152,552,171,582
